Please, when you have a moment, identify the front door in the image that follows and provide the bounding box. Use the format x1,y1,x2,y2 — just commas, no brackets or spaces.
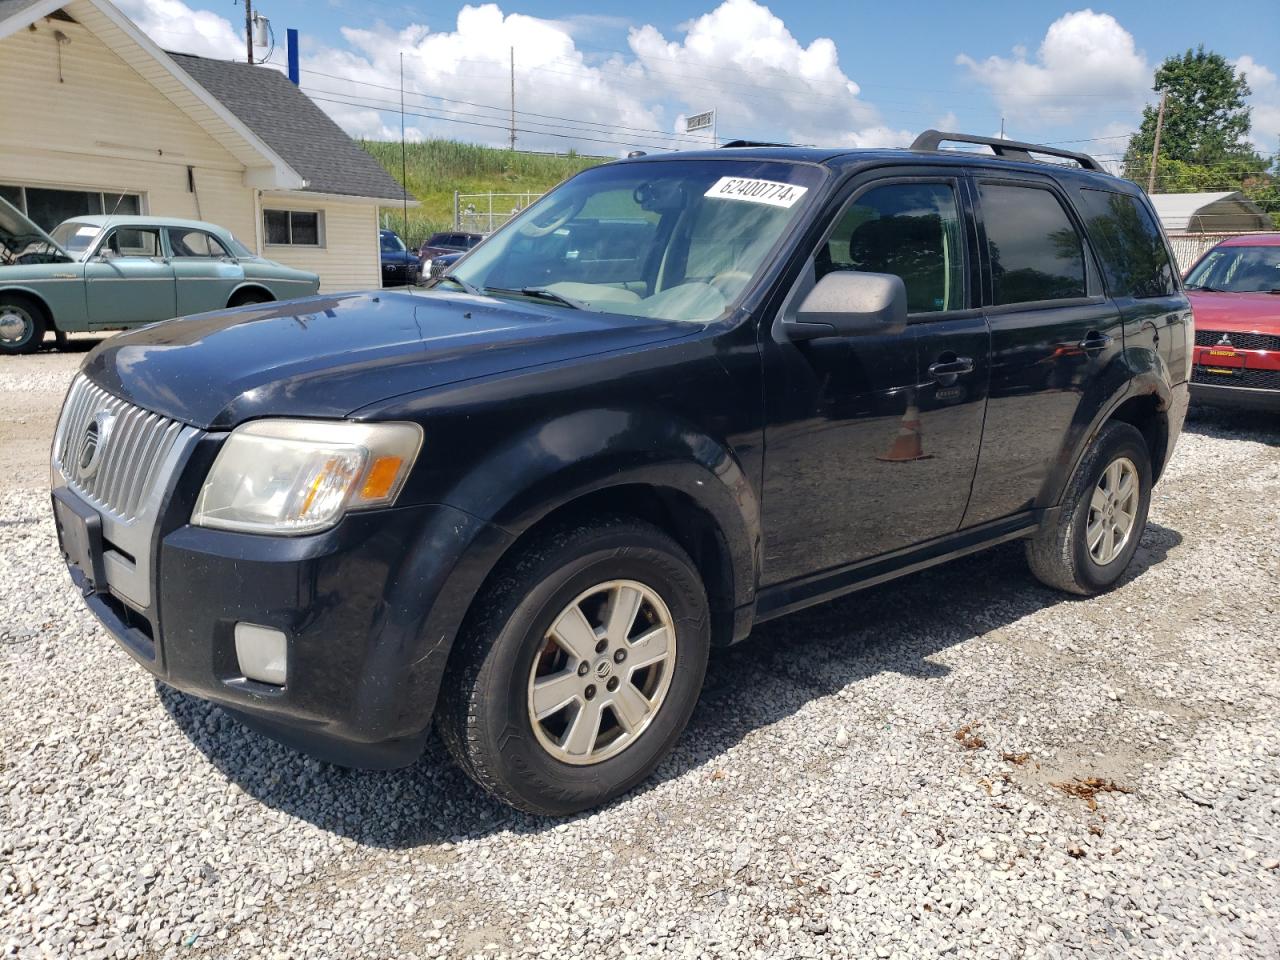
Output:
84,226,176,327
760,173,989,587
168,227,244,316
963,173,1125,527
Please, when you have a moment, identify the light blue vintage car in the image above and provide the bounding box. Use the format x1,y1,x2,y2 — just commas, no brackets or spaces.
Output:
0,198,319,354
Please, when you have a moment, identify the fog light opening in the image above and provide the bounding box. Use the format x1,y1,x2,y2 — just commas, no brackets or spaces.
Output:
234,623,288,686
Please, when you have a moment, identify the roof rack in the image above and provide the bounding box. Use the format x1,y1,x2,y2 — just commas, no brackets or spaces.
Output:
909,130,1102,172
719,139,797,149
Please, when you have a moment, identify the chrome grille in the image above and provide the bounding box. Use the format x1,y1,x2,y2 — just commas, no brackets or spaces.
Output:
54,376,187,522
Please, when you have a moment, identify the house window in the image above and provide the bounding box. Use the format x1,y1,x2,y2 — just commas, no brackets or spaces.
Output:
264,209,323,246
0,184,143,231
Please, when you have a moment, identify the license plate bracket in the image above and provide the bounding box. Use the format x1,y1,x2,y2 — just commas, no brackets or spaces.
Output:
52,487,106,594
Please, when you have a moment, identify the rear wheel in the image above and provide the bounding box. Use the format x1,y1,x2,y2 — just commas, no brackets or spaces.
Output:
437,516,710,815
0,294,47,356
1026,421,1152,595
227,289,272,308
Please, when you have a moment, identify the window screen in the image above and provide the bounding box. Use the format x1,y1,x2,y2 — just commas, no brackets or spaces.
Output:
979,183,1087,305
819,182,966,313
1076,190,1177,298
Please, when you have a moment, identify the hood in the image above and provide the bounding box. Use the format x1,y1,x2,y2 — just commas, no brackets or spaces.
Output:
82,289,695,429
1187,290,1280,333
0,196,72,266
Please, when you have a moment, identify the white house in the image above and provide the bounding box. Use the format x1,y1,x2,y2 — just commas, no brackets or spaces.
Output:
0,0,413,292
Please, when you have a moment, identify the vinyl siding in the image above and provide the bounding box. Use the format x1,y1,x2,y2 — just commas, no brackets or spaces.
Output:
260,195,381,293
1,12,384,294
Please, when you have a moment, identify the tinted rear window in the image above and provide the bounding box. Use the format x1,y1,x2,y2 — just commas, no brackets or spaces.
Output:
979,183,1087,305
1077,189,1177,298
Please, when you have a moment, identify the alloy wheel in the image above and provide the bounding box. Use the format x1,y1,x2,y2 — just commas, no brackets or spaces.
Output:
1087,456,1139,565
526,580,677,765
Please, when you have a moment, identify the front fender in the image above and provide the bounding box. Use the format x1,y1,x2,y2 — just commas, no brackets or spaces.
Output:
0,277,87,331
443,406,760,612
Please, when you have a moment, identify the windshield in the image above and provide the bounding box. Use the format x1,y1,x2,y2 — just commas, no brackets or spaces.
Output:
49,221,103,260
447,159,825,323
381,232,406,253
1186,245,1280,293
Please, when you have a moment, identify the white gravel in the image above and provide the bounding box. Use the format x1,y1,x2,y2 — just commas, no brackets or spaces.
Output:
2,351,1278,959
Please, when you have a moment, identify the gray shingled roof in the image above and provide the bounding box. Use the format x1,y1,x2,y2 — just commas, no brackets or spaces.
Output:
0,0,48,22
169,53,410,202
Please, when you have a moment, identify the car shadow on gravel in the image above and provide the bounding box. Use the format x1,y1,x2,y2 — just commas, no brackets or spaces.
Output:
1185,405,1279,444
158,521,1182,848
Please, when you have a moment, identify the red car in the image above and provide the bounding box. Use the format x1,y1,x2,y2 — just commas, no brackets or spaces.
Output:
1186,233,1280,411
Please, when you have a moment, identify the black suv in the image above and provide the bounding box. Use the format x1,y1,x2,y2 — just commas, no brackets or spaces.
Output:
51,132,1190,815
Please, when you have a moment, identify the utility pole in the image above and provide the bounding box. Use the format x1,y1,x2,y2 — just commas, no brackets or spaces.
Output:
400,52,409,245
509,46,516,151
1147,89,1167,195
999,117,1005,140
244,0,254,64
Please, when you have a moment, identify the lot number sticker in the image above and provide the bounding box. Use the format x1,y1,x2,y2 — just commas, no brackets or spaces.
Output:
704,177,808,208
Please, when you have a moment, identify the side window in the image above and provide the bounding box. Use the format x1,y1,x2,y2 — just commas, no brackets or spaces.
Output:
169,230,221,258
978,183,1087,305
820,182,966,313
105,227,162,258
1076,189,1177,298
264,210,322,246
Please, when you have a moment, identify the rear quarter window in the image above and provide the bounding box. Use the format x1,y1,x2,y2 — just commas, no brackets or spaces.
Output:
1076,189,1178,298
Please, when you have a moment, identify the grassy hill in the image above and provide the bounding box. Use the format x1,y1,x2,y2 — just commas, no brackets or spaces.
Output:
360,139,609,248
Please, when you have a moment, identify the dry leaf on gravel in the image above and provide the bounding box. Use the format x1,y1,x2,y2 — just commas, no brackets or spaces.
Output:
1052,777,1133,811
953,724,986,750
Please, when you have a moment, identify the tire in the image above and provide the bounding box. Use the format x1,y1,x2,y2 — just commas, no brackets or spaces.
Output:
1026,421,1152,596
437,516,711,816
0,294,47,356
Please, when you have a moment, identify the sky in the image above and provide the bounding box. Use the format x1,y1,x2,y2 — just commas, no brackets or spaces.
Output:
117,0,1280,166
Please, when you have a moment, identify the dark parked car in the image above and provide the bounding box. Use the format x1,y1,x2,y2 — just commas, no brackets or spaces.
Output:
418,231,482,262
425,249,464,280
50,132,1190,816
379,229,420,286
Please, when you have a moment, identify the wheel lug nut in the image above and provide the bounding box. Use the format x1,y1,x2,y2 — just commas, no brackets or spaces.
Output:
584,685,596,700
577,662,589,677
614,649,626,663
606,677,620,692
595,639,608,654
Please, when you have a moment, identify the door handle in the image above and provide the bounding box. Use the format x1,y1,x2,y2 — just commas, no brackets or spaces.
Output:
928,357,975,380
1079,331,1114,352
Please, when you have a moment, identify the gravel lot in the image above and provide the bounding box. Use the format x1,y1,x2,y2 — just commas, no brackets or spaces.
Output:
2,343,1278,959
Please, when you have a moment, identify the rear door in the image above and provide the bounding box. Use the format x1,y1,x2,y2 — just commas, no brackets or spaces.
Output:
168,227,244,316
84,225,176,327
963,173,1125,527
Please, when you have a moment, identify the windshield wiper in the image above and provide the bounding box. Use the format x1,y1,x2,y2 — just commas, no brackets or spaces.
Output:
486,286,587,310
436,273,483,296
1185,284,1221,292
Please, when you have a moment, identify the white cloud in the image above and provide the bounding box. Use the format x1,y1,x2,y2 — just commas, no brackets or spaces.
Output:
115,0,243,60
627,0,900,147
1234,55,1280,152
956,10,1150,128
111,0,916,153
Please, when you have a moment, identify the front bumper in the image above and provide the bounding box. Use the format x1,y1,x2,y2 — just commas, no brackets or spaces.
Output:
1190,381,1280,411
382,263,421,287
54,476,507,768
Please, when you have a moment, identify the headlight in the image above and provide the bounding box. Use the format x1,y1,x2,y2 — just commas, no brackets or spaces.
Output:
192,419,423,535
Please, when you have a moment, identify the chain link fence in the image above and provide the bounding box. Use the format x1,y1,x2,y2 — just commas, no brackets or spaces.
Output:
1165,232,1271,272
454,191,543,234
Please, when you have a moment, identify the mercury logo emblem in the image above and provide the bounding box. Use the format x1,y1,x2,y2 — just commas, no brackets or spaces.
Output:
77,412,115,480
1217,334,1233,347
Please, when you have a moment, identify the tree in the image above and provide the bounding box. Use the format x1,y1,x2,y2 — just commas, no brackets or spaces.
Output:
1124,46,1262,179
1123,47,1279,227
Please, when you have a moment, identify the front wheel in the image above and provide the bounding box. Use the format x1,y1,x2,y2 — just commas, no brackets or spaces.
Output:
1026,421,1152,595
437,516,710,815
0,294,47,356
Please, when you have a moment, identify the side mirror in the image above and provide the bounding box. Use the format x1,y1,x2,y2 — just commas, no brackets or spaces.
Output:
785,271,908,340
